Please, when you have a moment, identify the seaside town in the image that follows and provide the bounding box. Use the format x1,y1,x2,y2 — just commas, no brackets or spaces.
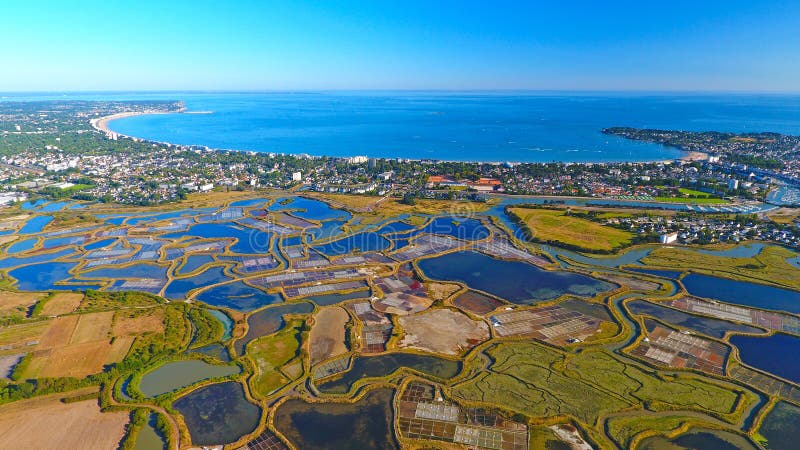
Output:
1,100,799,250
6,2,800,450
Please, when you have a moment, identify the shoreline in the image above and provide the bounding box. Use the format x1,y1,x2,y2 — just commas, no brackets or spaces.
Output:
91,107,186,135
95,110,700,165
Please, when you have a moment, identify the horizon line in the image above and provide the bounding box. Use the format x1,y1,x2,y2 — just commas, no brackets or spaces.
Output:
2,88,800,96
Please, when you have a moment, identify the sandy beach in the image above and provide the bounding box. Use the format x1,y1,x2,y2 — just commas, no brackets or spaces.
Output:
90,107,185,134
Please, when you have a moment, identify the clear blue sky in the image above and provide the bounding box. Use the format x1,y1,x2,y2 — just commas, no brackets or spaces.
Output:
2,0,799,91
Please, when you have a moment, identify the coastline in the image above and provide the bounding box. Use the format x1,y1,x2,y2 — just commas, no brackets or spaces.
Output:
91,107,186,135
95,109,697,165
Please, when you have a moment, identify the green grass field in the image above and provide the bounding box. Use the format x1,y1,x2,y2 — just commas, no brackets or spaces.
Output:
452,342,751,428
678,188,715,197
640,188,728,204
508,207,634,252
653,196,728,204
642,244,800,290
248,319,304,397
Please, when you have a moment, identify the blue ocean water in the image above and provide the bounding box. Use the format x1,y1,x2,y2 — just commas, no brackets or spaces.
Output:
7,92,800,162
105,93,800,162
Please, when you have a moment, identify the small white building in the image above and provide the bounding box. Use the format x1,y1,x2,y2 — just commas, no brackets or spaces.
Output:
291,172,302,182
199,183,214,192
659,232,679,244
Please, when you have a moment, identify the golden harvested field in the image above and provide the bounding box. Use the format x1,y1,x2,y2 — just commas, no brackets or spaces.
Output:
37,315,79,348
308,306,350,365
106,336,135,363
71,311,113,344
38,292,83,316
113,308,165,336
37,340,112,378
508,207,634,252
27,312,116,378
0,291,42,316
0,395,128,450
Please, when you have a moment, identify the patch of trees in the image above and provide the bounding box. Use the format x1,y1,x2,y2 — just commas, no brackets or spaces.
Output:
187,307,224,349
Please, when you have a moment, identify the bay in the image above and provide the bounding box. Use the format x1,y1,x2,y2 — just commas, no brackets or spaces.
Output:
105,92,800,163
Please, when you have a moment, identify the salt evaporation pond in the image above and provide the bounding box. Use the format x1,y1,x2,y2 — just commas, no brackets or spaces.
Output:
134,412,167,450
9,261,101,291
138,359,240,397
418,251,614,304
274,388,398,450
730,333,800,384
269,197,351,221
163,266,231,300
758,401,800,450
627,300,763,339
681,274,800,314
173,381,260,445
